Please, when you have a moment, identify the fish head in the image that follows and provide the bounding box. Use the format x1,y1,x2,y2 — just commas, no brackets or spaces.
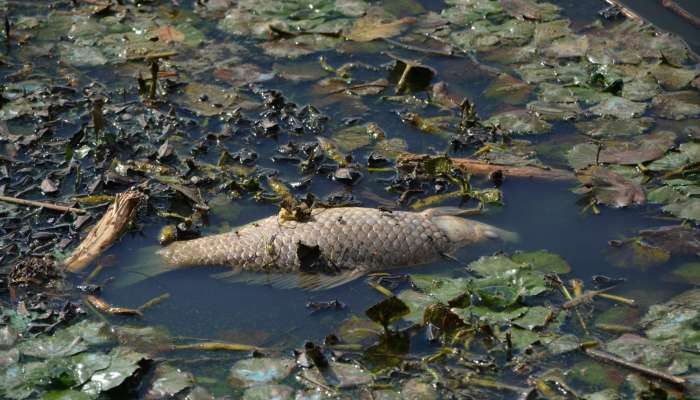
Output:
432,215,518,247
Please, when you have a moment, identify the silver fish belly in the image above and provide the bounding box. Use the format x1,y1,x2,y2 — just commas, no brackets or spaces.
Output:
157,207,513,289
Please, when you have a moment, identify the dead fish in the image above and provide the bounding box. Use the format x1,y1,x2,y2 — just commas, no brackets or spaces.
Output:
156,207,517,290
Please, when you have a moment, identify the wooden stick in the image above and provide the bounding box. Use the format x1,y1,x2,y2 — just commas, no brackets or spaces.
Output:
138,293,171,312
0,194,86,214
85,295,143,317
397,154,576,181
584,347,686,386
661,0,700,28
64,190,144,272
597,292,637,307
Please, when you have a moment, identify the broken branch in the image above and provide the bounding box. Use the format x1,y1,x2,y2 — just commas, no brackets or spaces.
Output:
63,190,144,272
0,194,86,214
85,295,143,318
397,154,575,181
584,347,686,386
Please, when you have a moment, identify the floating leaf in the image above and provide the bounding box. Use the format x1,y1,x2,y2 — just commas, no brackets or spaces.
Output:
607,240,670,269
299,360,372,389
242,384,294,400
527,101,581,121
365,296,410,328
81,347,147,396
500,0,560,21
576,117,654,138
228,357,295,388
147,364,194,399
670,262,700,285
588,97,648,119
513,306,553,330
410,274,469,305
181,83,243,116
397,290,437,324
652,91,700,120
483,74,532,105
647,142,700,171
484,110,551,134
511,250,571,273
347,14,414,42
566,131,675,170
650,64,699,90
621,73,660,101
574,166,645,208
662,198,700,222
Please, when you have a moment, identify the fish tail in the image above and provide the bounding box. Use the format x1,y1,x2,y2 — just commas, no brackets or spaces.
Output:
112,245,174,288
486,225,519,243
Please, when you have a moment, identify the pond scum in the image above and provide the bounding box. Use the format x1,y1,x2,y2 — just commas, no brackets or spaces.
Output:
0,0,699,398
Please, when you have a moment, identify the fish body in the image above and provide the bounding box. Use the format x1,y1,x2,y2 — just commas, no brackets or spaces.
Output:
157,207,515,290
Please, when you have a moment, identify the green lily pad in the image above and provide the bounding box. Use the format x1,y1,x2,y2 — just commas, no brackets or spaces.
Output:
332,125,371,153
242,384,294,400
670,262,700,285
397,290,438,324
575,117,654,138
574,166,645,208
662,198,700,222
544,35,589,59
513,306,553,330
180,83,245,116
500,0,560,21
607,239,670,270
17,329,88,359
228,357,296,388
410,275,469,304
299,360,372,389
147,363,194,399
511,249,571,273
366,296,410,328
566,130,675,169
81,347,147,396
647,142,700,171
650,63,699,90
400,378,438,400
533,19,571,45
483,73,532,105
59,44,108,67
652,91,700,120
484,110,552,134
527,100,581,121
621,73,660,101
588,97,647,119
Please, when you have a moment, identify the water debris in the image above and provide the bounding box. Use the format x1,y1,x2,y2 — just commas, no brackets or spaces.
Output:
0,194,85,214
64,190,144,272
173,342,263,352
387,53,436,93
397,154,575,181
584,347,686,386
85,295,143,318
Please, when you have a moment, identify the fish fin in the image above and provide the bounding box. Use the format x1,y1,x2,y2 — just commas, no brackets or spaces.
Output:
441,252,460,263
211,269,365,291
421,206,481,218
112,245,172,288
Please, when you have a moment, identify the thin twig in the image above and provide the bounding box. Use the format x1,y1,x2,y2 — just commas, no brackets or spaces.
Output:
382,37,460,58
661,0,700,28
138,293,171,312
0,194,86,214
584,347,686,386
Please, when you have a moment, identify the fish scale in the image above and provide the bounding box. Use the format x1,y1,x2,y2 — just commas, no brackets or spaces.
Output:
157,207,515,290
